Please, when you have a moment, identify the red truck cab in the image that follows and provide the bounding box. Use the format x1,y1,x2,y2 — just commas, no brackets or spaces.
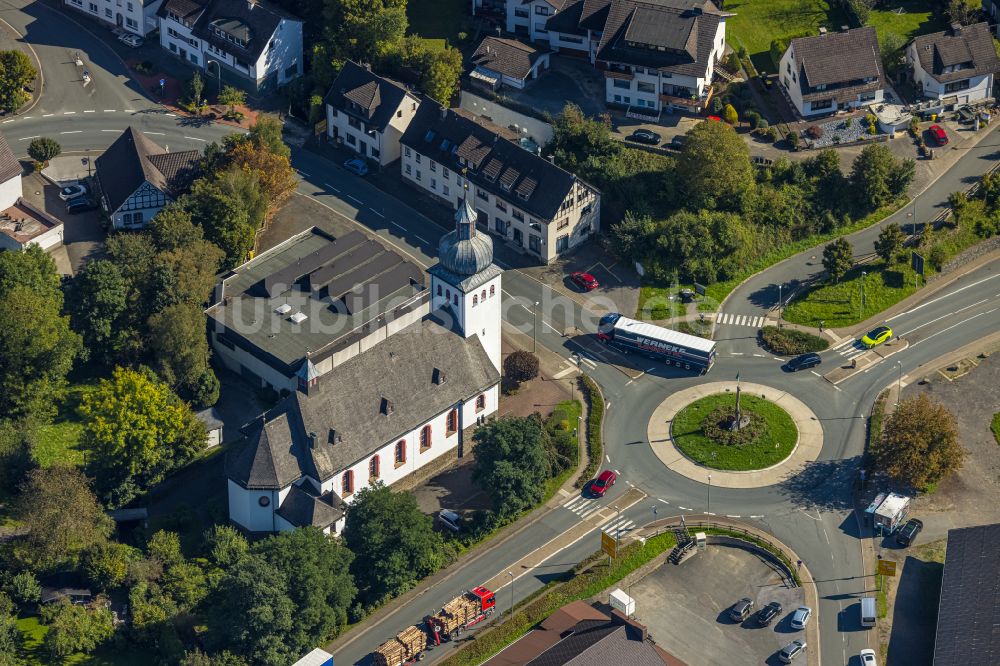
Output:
470,586,495,612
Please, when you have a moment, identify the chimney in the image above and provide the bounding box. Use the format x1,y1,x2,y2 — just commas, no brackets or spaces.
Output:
308,431,318,449
433,368,447,385
950,22,962,35
380,397,394,415
328,428,342,445
818,27,827,36
440,106,448,121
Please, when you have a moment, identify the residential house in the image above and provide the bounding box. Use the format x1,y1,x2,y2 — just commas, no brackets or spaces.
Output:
907,22,1000,105
399,99,600,263
157,0,303,91
63,0,163,36
323,61,420,167
507,0,568,43
779,27,884,118
470,36,551,90
220,203,502,535
94,127,200,230
539,0,729,117
0,132,64,252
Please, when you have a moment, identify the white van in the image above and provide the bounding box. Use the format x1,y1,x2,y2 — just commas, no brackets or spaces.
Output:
860,597,877,628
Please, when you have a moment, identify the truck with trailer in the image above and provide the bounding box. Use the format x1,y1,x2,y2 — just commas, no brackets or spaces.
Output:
372,587,496,666
864,492,911,534
597,313,717,373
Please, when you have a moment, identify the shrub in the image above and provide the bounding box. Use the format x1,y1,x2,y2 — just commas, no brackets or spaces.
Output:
723,103,739,125
27,137,61,163
503,350,539,388
759,326,830,355
745,110,761,128
575,375,604,488
135,61,153,74
806,125,823,139
765,126,779,142
787,130,800,150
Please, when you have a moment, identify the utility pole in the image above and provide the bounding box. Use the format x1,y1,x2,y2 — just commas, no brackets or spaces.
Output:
859,271,868,320
507,571,514,617
707,474,712,515
532,301,539,352
777,283,782,325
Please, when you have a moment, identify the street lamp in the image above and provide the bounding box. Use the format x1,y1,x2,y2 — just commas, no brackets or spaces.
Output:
859,271,868,320
507,571,514,617
777,283,782,325
896,361,902,407
707,474,712,515
532,301,539,353
207,59,222,98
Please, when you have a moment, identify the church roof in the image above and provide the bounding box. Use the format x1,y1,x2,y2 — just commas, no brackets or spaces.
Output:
437,196,495,276
276,484,344,528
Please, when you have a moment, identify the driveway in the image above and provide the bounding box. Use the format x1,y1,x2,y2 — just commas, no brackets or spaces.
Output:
505,55,605,118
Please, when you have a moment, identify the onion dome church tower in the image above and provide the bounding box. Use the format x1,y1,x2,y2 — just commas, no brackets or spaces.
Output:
428,193,503,372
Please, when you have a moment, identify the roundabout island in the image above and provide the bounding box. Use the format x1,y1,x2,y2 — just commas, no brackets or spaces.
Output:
647,381,824,489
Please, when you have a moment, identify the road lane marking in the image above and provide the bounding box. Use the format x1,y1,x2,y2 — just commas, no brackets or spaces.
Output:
17,136,40,141
730,352,744,355
296,169,311,177
143,132,165,136
888,273,1000,321
42,114,54,117
810,371,822,377
726,515,741,518
1,120,13,124
413,234,428,243
542,319,561,335
369,208,385,218
184,136,207,142
59,131,82,134
101,129,119,132
124,109,135,113
605,454,610,463
322,182,340,193
390,221,405,231
678,506,692,511
166,113,176,117
657,498,670,504
104,109,116,112
706,512,716,516
910,311,989,348
83,110,95,113
347,194,364,205
63,111,75,115
750,515,765,519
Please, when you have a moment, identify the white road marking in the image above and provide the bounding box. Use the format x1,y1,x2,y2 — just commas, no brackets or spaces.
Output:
42,113,54,117
17,136,40,141
322,182,340,192
370,208,385,218
750,515,765,519
542,319,561,335
63,111,75,115
413,234,429,243
1,120,13,124
726,515,741,518
59,130,82,134
184,136,207,142
580,356,597,369
103,109,116,112
166,113,176,117
296,170,311,177
22,117,32,119
100,129,119,132
888,273,1000,321
679,506,692,511
605,454,610,463
810,370,822,377
390,221,405,231
910,311,990,348
706,512,716,516
730,352,744,356
347,194,364,205
143,131,165,136
645,366,656,372
552,366,576,380
657,498,670,504
823,527,831,544
753,353,765,357
124,109,135,113
83,110,95,113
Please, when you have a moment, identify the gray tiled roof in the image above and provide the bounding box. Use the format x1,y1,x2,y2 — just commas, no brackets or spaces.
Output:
472,37,549,81
527,622,670,666
158,0,301,62
791,27,882,89
275,484,344,528
0,132,23,185
226,315,500,489
932,522,1000,666
324,61,414,133
911,22,1000,84
94,127,199,214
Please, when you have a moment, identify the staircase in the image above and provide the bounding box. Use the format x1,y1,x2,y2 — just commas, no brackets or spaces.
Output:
668,527,696,565
714,67,743,84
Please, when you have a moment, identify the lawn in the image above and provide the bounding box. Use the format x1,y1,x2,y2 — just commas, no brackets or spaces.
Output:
31,383,97,468
992,412,1000,446
544,400,582,499
783,261,920,328
406,0,469,45
868,1,944,47
16,616,146,665
671,394,798,471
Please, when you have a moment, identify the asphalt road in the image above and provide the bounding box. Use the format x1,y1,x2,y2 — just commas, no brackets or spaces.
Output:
4,4,1000,664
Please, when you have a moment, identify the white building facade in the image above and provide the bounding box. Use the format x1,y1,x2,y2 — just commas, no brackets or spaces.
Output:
907,22,999,105
63,0,163,36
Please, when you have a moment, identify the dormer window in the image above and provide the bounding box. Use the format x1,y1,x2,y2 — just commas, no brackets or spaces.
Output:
211,18,250,48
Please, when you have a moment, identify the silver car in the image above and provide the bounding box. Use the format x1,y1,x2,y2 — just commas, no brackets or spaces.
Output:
790,605,812,630
778,640,806,663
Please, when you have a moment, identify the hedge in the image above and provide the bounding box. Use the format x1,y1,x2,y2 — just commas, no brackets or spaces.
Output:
758,325,829,355
575,375,605,488
437,532,677,666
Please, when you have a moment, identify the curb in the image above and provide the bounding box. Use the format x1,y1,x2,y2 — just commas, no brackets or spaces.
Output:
0,14,44,116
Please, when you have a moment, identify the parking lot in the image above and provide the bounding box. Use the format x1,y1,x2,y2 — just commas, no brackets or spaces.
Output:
628,544,807,665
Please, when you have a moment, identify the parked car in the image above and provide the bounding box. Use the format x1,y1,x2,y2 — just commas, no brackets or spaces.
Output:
118,33,143,48
590,469,617,497
756,601,782,627
343,157,369,176
729,597,754,622
928,124,948,146
438,509,462,533
861,325,893,348
670,135,688,149
66,197,97,214
785,353,821,372
629,129,661,145
778,640,806,663
789,605,812,629
896,518,923,547
859,648,878,666
59,183,88,200
570,271,599,291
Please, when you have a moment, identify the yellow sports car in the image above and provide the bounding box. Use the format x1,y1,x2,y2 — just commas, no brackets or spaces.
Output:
861,326,893,348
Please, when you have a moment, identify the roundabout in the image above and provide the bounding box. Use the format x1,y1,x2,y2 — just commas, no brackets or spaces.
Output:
646,381,824,489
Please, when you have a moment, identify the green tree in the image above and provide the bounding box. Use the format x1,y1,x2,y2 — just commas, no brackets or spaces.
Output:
14,466,112,572
676,119,754,211
847,0,873,25
880,31,907,77
472,415,551,518
0,593,24,665
657,209,755,283
217,85,247,114
0,248,81,420
247,114,290,158
607,211,656,262
254,528,356,651
874,223,905,264
551,104,617,172
874,393,964,490
187,71,205,109
68,259,133,367
186,171,259,267
180,650,249,666
81,366,207,507
850,144,912,211
5,572,40,607
209,554,296,666
723,103,738,125
822,237,854,283
84,541,141,590
321,0,408,63
948,0,981,25
0,420,34,497
26,137,60,163
503,350,539,387
342,484,442,604
148,302,217,405
206,525,249,568
40,599,115,658
0,50,36,113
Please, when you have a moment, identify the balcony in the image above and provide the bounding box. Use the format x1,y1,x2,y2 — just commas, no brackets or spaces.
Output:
605,70,634,81
660,85,714,110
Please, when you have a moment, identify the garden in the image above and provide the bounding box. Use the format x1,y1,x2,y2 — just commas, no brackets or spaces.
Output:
671,393,798,471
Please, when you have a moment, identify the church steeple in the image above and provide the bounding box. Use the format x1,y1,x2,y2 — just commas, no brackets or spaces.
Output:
437,192,494,276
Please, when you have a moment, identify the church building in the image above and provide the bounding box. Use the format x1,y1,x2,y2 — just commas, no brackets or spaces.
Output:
220,196,502,534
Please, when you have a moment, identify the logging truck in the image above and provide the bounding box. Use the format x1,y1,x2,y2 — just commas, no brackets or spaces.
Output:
372,587,496,666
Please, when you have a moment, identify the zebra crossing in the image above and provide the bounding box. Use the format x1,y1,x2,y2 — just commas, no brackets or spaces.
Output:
716,313,767,328
560,496,637,536
830,337,867,361
600,515,636,537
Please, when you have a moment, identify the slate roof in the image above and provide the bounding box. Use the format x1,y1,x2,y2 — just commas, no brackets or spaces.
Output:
932,522,1000,666
94,127,200,214
0,132,21,185
158,0,301,62
472,37,549,81
275,483,344,529
912,22,1000,84
400,98,588,221
789,27,883,97
324,61,414,133
226,315,500,489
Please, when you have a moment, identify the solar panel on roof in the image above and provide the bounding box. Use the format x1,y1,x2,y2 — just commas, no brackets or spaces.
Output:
262,231,365,297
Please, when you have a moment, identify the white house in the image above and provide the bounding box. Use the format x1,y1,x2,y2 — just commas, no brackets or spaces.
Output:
222,201,502,535
907,22,1000,105
323,61,420,167
506,0,566,43
779,27,884,118
534,0,728,117
94,127,200,230
0,132,22,212
63,0,163,36
470,36,551,90
0,132,64,253
399,99,600,263
157,0,303,91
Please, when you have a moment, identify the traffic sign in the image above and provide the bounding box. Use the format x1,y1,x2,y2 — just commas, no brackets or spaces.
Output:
877,559,897,577
601,531,617,559
911,251,925,276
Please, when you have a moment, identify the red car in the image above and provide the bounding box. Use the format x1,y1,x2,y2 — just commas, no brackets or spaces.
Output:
591,470,617,497
570,271,599,291
928,124,948,146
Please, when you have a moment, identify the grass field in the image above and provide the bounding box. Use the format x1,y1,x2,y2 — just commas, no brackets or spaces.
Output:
672,394,798,471
868,1,944,47
30,383,97,468
992,412,1000,446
